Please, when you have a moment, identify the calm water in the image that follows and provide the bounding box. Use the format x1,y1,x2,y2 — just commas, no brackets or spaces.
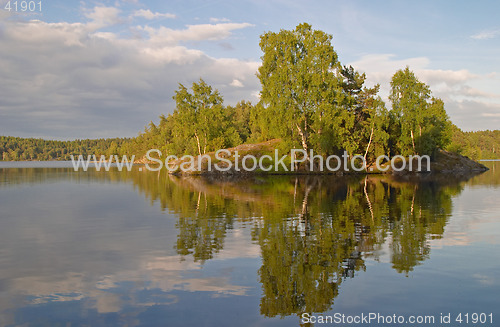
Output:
0,163,499,326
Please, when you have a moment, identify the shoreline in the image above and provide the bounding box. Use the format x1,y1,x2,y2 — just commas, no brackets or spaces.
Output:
163,146,489,176
0,149,491,175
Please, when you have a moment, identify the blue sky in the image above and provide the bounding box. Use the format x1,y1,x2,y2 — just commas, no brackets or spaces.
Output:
1,0,499,139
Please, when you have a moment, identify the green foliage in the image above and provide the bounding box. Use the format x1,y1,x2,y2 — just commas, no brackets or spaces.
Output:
228,100,253,143
0,136,130,161
253,23,395,165
389,67,452,157
338,67,390,161
257,23,343,155
447,126,500,160
139,79,243,158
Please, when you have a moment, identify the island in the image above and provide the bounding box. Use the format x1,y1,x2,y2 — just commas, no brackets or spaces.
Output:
1,24,498,174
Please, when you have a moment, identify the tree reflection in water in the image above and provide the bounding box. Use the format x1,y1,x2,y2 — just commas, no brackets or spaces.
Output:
121,170,471,319
0,166,491,324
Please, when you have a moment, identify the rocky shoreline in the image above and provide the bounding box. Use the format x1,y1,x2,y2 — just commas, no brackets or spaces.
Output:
387,149,489,175
142,141,489,176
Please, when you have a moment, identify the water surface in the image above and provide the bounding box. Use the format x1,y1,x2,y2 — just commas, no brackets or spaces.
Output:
0,163,499,326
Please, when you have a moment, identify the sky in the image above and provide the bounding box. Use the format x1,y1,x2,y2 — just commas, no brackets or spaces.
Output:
0,0,499,140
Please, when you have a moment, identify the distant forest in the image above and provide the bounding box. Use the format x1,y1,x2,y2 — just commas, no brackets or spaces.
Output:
0,136,130,161
1,23,498,162
448,127,500,160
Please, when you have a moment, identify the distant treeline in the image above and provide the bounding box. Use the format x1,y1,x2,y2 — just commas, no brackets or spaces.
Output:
0,136,130,161
448,127,500,160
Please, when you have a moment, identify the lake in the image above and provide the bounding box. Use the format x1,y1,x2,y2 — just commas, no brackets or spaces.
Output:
0,162,499,326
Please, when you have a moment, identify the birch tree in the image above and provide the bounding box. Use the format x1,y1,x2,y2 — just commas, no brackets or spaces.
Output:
257,23,342,159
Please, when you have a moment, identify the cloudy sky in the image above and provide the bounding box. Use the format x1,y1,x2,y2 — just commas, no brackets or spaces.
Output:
0,0,499,140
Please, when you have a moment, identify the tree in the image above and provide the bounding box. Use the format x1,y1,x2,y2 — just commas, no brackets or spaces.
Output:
172,79,241,156
423,97,452,153
390,67,429,155
389,67,451,156
359,86,390,163
227,100,253,143
339,66,390,161
257,23,342,159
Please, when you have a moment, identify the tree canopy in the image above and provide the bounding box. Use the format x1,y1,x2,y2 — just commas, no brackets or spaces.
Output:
389,67,452,156
257,23,342,156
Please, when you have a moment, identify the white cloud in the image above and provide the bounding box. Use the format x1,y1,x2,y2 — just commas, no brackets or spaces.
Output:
0,13,259,139
445,100,500,131
460,86,500,99
139,23,254,46
210,17,231,23
3,20,88,46
91,32,117,40
230,79,244,87
348,54,500,131
417,69,479,86
349,54,430,72
471,29,500,40
141,46,205,64
132,9,176,20
84,6,122,29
